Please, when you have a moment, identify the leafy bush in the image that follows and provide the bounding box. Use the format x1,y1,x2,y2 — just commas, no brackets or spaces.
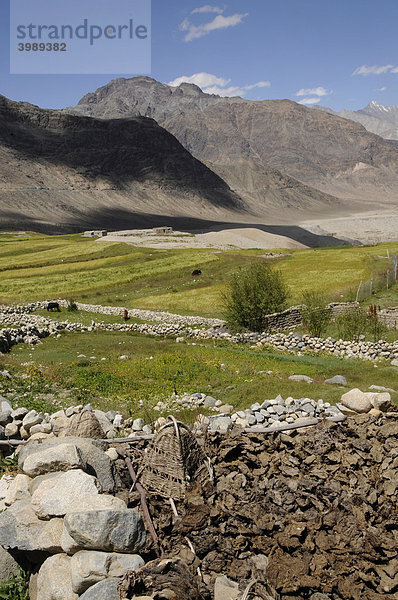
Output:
67,300,78,312
223,263,289,332
336,305,388,342
336,306,369,341
0,570,29,600
300,292,332,338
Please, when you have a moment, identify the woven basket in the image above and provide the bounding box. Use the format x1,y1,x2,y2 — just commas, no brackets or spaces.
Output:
138,416,213,500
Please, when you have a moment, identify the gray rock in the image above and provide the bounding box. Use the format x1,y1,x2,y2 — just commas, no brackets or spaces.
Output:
31,469,101,519
0,500,63,552
105,410,118,422
391,359,398,367
61,494,127,553
4,422,19,437
288,375,313,383
369,385,396,393
301,403,316,415
79,578,120,600
369,392,391,412
18,437,119,493
21,443,86,477
246,414,257,426
67,411,104,439
37,554,78,600
4,474,31,505
273,404,286,416
0,546,20,584
64,509,145,553
22,410,44,431
132,418,144,431
29,423,53,435
340,388,372,413
94,410,114,435
10,407,28,419
203,396,217,408
70,550,144,594
324,375,347,386
214,575,240,600
209,416,232,432
254,412,265,423
65,406,81,418
0,399,13,425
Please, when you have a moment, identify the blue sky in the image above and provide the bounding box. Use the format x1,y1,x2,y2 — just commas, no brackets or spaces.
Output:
1,0,398,110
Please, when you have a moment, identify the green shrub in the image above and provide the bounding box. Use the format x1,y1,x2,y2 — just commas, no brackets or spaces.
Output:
301,292,332,338
0,570,29,600
222,263,289,332
336,306,369,341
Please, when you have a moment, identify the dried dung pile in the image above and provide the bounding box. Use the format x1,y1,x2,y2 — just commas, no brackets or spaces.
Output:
130,413,398,600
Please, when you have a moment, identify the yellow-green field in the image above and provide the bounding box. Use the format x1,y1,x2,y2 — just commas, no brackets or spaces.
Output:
0,232,397,316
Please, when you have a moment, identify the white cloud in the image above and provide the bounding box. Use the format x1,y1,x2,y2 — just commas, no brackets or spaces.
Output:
192,5,224,14
169,72,231,89
296,86,329,97
180,12,248,42
378,86,387,91
353,64,394,76
168,72,270,97
298,97,321,105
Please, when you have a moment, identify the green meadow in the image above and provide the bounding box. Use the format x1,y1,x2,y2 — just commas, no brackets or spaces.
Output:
1,330,397,419
0,232,397,316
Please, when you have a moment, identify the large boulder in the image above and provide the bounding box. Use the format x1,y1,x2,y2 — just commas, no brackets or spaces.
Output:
67,412,104,439
37,554,78,600
340,389,372,413
70,550,144,594
78,578,120,600
21,443,86,477
61,494,127,554
64,509,146,553
18,437,119,492
0,500,63,552
31,470,101,519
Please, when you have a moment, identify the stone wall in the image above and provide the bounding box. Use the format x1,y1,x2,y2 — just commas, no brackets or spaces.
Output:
379,307,398,329
263,302,359,333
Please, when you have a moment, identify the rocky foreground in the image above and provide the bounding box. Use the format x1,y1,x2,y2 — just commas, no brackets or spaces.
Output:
0,405,395,600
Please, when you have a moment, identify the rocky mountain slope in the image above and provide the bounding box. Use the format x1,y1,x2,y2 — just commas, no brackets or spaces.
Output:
337,101,398,141
0,93,345,233
0,95,251,233
68,77,398,207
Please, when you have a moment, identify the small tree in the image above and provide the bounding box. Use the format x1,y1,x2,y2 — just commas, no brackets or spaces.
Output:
223,263,289,332
300,292,331,338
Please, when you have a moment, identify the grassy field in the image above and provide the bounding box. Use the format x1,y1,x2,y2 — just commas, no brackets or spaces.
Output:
0,231,397,317
1,329,397,420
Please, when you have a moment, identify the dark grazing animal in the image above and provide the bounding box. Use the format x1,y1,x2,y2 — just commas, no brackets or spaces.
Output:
192,269,202,276
47,301,60,312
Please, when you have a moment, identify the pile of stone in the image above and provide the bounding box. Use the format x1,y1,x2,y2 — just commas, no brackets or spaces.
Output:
1,305,398,365
136,413,398,600
0,397,153,442
0,381,395,447
0,437,146,600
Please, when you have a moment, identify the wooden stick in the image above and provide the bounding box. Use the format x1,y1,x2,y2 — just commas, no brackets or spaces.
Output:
120,450,163,558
